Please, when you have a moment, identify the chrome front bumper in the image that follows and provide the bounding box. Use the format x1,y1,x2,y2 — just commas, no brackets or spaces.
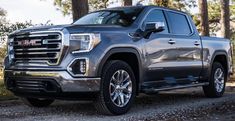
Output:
4,70,101,93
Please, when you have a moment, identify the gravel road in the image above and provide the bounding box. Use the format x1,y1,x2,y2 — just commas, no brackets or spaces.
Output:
0,86,235,121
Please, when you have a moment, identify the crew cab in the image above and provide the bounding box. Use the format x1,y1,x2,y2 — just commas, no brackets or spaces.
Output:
4,6,233,115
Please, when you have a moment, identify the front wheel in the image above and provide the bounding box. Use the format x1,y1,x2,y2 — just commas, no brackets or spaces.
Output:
203,62,226,98
21,98,54,107
94,60,136,115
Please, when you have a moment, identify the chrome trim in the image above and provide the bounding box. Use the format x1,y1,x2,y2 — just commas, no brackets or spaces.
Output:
9,30,68,66
67,58,89,77
143,82,209,92
109,69,132,107
15,52,60,55
15,46,61,51
31,31,64,66
214,68,225,93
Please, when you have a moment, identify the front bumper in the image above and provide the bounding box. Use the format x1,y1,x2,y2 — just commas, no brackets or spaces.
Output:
4,70,101,95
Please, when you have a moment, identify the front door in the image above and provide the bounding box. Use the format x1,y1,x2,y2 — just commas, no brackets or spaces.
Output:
143,9,180,85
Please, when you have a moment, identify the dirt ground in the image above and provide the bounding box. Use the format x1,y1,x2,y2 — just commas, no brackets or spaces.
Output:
0,84,235,121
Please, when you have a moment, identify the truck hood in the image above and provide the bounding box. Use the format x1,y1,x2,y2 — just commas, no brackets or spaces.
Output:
65,25,132,33
9,24,132,37
9,24,71,36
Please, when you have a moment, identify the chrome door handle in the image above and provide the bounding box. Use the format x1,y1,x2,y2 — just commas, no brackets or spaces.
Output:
194,41,200,46
168,39,176,44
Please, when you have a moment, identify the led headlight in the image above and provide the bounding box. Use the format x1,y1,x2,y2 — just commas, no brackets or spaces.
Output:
70,33,101,53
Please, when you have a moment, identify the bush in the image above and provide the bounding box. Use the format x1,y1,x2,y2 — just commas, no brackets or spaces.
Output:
0,68,15,100
0,68,2,79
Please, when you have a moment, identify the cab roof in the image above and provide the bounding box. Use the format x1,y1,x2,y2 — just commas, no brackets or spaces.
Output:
105,5,187,15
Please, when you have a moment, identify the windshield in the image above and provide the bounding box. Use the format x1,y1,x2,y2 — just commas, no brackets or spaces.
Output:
73,7,144,27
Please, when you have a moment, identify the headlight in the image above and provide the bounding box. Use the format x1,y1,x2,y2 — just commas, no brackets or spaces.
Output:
7,38,14,63
70,33,101,53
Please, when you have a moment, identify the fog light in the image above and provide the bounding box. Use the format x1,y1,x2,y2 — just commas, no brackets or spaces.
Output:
79,60,86,73
68,58,88,76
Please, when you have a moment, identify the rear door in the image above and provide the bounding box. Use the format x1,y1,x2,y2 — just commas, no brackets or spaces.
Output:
165,11,203,82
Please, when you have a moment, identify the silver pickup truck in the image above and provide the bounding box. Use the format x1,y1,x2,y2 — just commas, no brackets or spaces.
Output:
4,6,233,115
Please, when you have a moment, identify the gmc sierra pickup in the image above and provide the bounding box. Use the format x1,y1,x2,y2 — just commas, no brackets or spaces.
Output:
4,6,233,115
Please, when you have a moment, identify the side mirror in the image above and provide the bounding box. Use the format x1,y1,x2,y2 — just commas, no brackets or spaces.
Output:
145,22,165,33
132,22,165,39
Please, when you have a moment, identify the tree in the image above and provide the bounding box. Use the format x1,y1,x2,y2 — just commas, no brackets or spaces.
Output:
196,0,235,37
198,0,209,36
0,46,6,61
71,0,88,21
123,0,132,6
0,7,33,61
152,0,197,12
53,0,72,16
220,0,230,39
153,0,169,7
53,0,89,21
0,7,7,26
0,8,6,17
89,0,109,11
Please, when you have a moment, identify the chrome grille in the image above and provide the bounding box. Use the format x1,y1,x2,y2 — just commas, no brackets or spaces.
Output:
12,32,62,65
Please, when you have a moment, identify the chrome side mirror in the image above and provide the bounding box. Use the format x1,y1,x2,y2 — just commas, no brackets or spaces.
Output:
145,22,165,33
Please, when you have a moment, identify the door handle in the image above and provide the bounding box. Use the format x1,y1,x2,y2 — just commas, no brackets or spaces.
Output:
194,41,200,46
168,39,176,44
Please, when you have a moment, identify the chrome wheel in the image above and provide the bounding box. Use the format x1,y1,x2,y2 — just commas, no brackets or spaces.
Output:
109,70,132,107
214,68,225,93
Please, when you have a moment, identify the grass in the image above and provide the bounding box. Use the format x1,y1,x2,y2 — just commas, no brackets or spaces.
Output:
0,69,15,101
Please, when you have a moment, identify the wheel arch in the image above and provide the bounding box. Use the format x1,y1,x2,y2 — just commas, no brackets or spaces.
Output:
211,50,229,76
97,47,143,93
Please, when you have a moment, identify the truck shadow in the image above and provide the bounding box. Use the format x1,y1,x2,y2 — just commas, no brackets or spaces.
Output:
0,87,232,119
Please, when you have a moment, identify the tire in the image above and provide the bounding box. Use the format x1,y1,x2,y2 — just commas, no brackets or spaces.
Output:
94,60,136,115
21,98,54,107
203,62,227,98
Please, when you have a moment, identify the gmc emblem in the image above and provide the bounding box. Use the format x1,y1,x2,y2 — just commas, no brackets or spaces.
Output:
18,39,40,46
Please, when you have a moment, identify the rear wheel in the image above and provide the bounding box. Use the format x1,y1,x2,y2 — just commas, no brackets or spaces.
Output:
203,62,226,98
21,98,54,107
94,60,136,115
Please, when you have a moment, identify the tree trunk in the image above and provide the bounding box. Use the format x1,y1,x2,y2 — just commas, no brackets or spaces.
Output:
220,0,230,39
123,0,132,6
198,0,209,36
72,0,89,22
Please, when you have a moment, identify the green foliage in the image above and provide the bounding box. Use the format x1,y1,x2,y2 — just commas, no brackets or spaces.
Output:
0,7,33,36
152,0,197,13
53,0,110,15
0,21,33,36
0,8,6,16
89,0,109,11
0,7,33,66
0,78,14,100
0,46,6,61
207,0,223,35
53,0,72,16
191,0,235,36
52,0,196,16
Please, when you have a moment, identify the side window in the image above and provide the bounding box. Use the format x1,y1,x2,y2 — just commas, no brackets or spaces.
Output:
143,10,169,34
167,12,192,35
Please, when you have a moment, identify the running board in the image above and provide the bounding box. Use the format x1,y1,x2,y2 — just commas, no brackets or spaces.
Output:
141,82,209,93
